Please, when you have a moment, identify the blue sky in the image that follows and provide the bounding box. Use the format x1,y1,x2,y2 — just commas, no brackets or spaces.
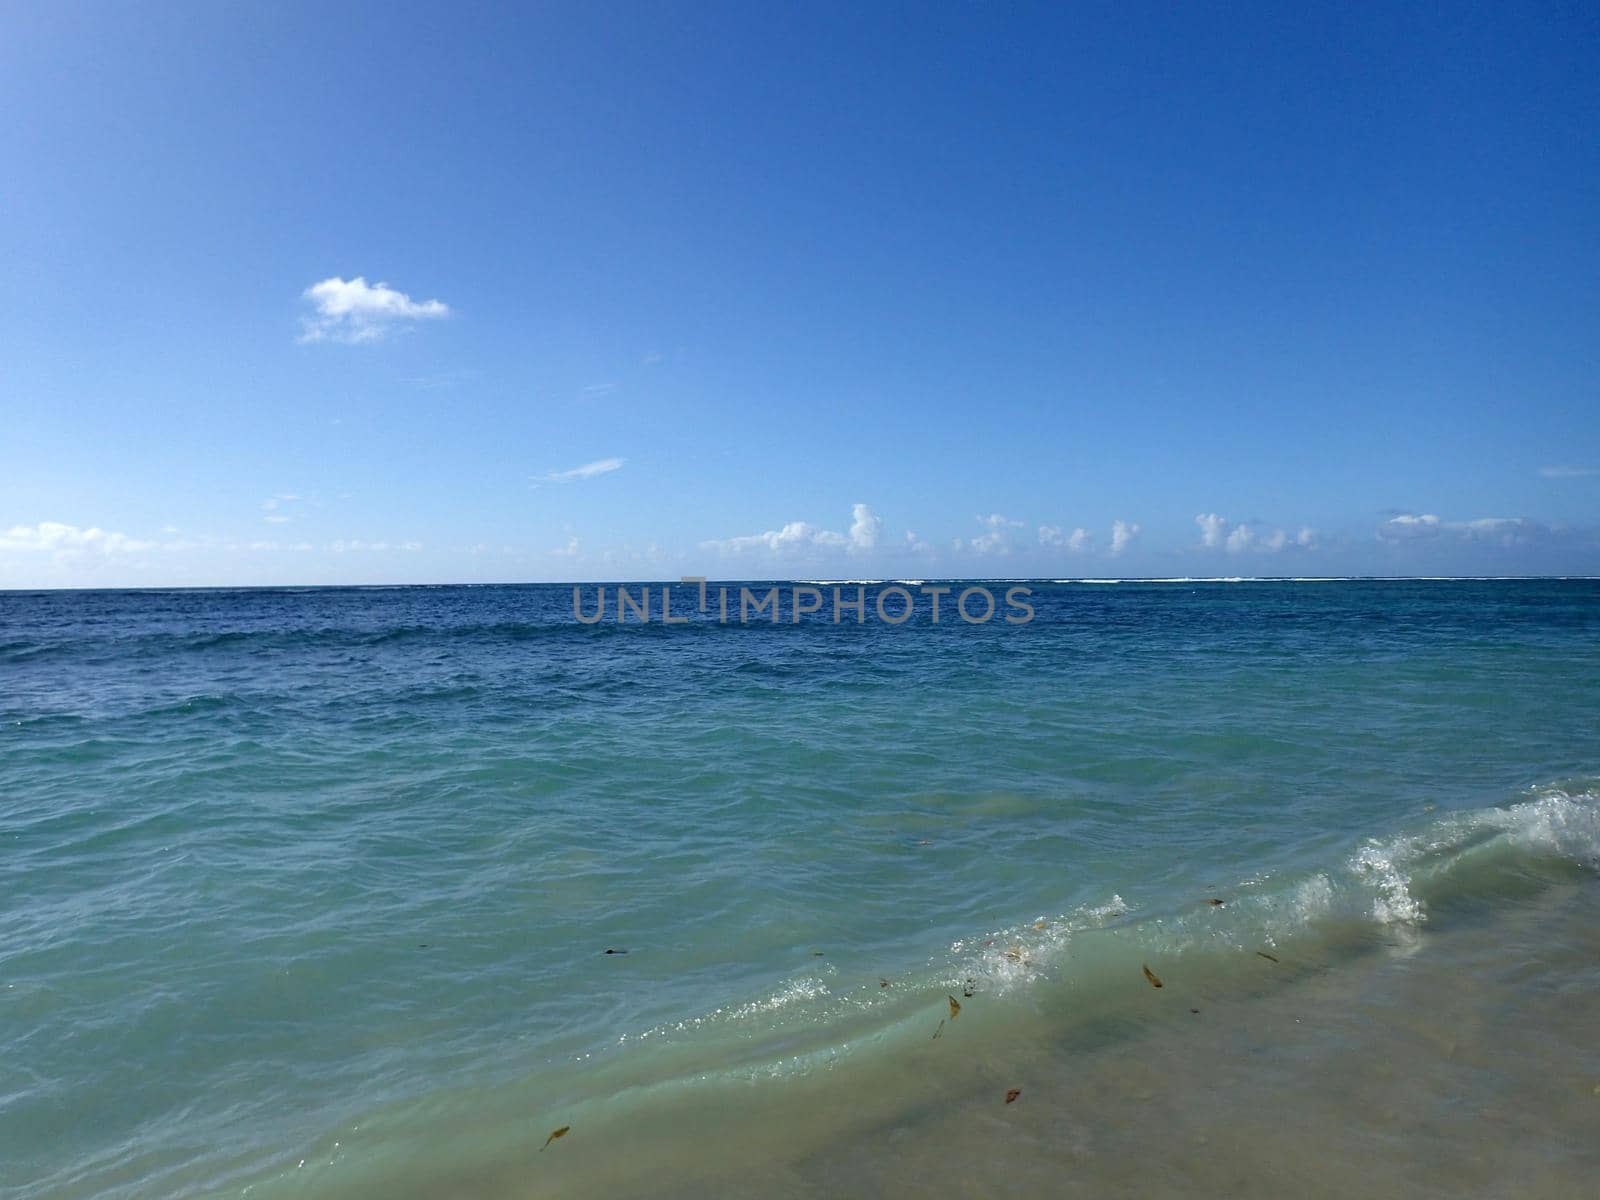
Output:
2,1,1597,586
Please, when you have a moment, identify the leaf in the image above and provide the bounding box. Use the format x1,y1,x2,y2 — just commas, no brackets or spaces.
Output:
880,977,890,988
1206,898,1225,907
1005,945,1023,960
1033,920,1047,930
1142,964,1163,988
603,948,626,955
1005,1088,1022,1104
932,1018,945,1040
1256,951,1279,964
948,995,962,1019
541,1126,570,1151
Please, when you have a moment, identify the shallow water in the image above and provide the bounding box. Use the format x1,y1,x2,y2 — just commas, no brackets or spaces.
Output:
2,580,1598,1197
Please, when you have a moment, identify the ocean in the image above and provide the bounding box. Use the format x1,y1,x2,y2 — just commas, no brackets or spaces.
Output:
4,579,1599,1198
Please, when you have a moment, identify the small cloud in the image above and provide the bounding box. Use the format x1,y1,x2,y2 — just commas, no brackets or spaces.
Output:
264,515,290,525
1039,524,1092,552
1109,520,1140,557
1378,513,1442,541
1539,465,1597,479
971,513,1023,555
541,457,625,483
642,351,665,366
580,383,617,398
552,536,581,559
299,276,449,343
849,503,881,551
1195,513,1227,549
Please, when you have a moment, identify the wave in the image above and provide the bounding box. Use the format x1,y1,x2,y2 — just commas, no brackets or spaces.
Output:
249,781,1600,1200
549,781,1600,1077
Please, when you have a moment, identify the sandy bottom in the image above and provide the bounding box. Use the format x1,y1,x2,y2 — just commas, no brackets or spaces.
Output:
499,880,1600,1200
275,877,1600,1200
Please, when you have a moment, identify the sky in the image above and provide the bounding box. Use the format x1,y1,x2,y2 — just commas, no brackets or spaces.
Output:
2,1,1597,586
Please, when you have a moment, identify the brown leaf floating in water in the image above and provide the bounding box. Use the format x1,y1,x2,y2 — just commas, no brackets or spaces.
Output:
948,995,962,1019
880,978,890,988
1206,898,1225,906
1256,951,1279,963
1005,1088,1022,1104
1142,964,1164,988
541,1126,570,1151
1033,920,1048,930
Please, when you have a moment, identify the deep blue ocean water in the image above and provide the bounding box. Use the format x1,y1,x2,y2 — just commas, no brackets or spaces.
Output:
3,580,1599,1197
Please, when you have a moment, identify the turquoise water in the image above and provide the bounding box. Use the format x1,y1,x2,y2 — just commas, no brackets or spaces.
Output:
4,580,1599,1197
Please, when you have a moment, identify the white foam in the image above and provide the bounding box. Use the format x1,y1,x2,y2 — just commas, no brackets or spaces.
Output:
1351,840,1426,925
1482,787,1600,867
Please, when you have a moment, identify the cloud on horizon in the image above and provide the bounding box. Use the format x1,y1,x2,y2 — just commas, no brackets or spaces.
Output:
1377,512,1545,546
702,503,882,556
1195,512,1315,553
0,521,155,555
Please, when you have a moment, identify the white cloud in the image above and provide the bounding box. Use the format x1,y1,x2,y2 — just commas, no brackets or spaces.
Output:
969,533,1009,555
541,457,625,483
1377,512,1543,546
705,520,831,554
1539,466,1597,479
1377,513,1442,540
0,522,154,554
849,503,882,551
1039,524,1091,551
1109,520,1140,556
552,537,581,559
1197,512,1311,554
970,513,1023,555
703,504,879,556
300,276,449,343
